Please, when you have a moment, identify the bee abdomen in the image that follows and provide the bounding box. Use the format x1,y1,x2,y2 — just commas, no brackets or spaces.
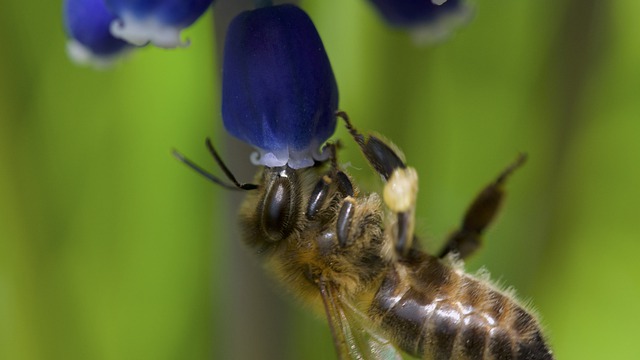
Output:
420,302,553,360
369,254,554,359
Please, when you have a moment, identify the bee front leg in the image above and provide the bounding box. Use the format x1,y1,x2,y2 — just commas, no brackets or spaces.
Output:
336,111,418,257
438,154,527,260
306,142,354,221
305,139,366,250
333,171,359,247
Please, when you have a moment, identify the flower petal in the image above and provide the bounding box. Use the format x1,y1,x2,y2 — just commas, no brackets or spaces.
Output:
63,0,133,67
106,0,214,48
367,0,473,44
221,5,339,169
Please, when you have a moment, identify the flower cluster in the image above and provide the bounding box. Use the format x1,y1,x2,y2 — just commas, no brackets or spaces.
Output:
64,0,473,168
63,0,214,67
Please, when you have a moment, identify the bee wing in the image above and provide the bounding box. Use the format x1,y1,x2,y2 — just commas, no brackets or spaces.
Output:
318,280,402,360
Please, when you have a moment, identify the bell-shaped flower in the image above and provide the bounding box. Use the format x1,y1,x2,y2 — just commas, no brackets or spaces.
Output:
221,4,339,169
367,0,473,44
105,0,214,48
63,0,134,68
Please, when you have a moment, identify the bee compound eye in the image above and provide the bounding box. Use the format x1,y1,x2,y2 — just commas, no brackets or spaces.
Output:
261,177,295,242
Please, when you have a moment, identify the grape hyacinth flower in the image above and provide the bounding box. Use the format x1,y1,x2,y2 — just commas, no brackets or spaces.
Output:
367,0,473,44
63,0,134,68
106,0,214,48
222,4,339,169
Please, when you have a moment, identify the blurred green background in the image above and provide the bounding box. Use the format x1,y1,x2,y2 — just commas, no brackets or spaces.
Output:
1,0,639,359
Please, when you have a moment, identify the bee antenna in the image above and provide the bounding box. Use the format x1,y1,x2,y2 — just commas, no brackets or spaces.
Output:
204,138,258,190
172,139,258,191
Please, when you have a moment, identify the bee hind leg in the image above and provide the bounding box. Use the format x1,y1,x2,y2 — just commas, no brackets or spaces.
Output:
336,111,418,257
438,154,527,260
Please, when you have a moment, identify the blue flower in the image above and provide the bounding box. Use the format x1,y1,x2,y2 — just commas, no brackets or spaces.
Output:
63,0,134,67
105,0,214,48
221,4,339,169
367,0,473,43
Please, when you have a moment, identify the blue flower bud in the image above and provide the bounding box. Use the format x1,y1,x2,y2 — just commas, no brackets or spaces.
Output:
222,4,339,169
367,0,472,44
63,0,134,67
105,0,214,48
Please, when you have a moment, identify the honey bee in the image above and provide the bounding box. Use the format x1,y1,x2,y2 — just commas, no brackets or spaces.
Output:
174,112,554,360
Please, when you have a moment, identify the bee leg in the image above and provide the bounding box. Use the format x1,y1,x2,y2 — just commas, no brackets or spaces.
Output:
306,174,334,220
306,142,352,220
384,167,419,257
336,111,418,256
307,169,358,248
438,154,527,260
336,196,356,247
336,111,406,180
306,139,362,248
332,171,359,247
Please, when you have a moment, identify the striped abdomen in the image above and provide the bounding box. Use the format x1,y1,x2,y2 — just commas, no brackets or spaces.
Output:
369,252,554,360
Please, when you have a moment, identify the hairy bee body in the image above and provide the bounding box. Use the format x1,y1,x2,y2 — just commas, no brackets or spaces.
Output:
237,161,552,359
179,118,553,359
370,251,552,360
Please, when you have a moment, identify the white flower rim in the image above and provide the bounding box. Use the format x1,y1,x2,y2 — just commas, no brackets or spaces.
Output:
110,12,189,48
250,143,330,169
